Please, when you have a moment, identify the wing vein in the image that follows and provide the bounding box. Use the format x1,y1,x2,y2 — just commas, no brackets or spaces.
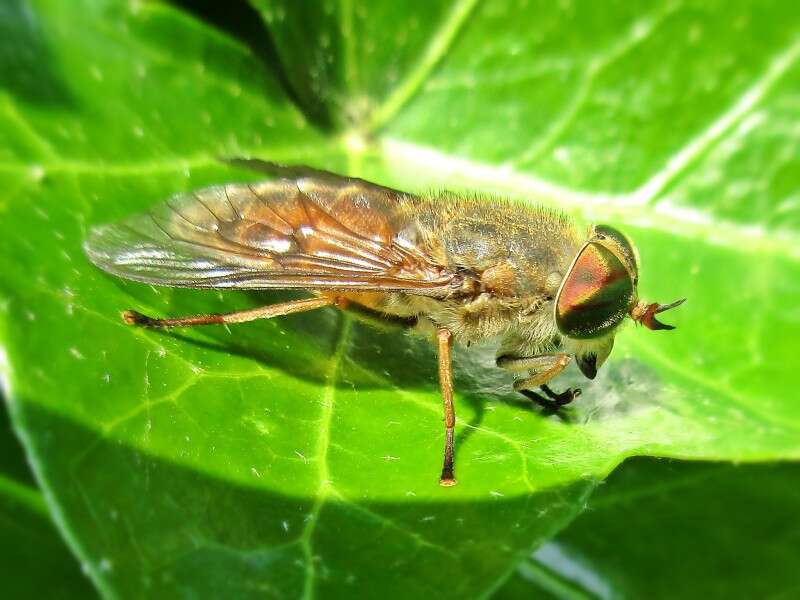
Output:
86,172,458,297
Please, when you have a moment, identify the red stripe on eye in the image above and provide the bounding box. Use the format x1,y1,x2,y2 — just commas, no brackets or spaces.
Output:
556,242,634,339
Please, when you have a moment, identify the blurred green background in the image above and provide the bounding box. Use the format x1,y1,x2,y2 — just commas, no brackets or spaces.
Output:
1,0,799,598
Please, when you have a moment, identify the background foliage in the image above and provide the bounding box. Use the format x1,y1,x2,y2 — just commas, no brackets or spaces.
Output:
1,0,799,597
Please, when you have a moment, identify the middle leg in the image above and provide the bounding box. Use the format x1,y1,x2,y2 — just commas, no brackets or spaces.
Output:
437,328,457,487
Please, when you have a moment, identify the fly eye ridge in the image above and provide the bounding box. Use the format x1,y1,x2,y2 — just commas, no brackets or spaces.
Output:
593,224,639,277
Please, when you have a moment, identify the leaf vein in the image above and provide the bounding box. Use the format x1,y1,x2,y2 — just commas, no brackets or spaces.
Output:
365,0,481,133
300,314,352,599
631,36,800,205
513,3,679,168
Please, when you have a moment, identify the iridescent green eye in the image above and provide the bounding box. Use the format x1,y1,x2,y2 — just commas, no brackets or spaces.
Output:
555,241,635,339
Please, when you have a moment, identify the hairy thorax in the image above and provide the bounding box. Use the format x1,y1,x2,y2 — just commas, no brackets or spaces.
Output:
339,290,561,358
334,193,582,355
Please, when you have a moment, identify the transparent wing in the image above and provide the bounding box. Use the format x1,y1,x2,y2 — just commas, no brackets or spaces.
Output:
84,165,457,296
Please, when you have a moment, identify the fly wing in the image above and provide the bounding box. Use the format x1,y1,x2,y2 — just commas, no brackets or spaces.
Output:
84,166,456,296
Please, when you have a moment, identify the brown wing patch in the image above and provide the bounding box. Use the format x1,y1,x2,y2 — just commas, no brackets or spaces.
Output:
85,172,457,296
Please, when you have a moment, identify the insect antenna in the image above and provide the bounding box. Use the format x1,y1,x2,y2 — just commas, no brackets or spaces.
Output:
631,298,686,330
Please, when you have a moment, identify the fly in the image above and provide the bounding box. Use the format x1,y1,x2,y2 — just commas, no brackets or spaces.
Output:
84,159,684,486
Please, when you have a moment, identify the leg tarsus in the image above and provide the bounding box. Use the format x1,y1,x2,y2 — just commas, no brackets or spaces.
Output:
540,384,581,406
439,428,457,486
519,389,565,412
123,309,157,327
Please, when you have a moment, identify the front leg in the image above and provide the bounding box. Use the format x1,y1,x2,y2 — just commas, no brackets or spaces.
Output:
496,353,580,409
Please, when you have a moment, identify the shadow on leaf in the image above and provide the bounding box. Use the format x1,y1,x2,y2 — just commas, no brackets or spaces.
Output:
22,402,596,598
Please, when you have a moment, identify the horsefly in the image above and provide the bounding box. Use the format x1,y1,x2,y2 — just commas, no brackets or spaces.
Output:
85,159,684,486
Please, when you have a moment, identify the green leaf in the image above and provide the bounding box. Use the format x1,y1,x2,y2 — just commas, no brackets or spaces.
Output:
1,0,798,597
252,0,476,129
0,398,95,598
495,458,800,599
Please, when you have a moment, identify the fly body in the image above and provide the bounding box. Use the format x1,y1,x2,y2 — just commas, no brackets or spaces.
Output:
85,159,684,486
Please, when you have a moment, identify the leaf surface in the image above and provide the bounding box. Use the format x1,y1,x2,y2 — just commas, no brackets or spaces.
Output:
0,399,94,598
1,0,799,597
497,458,800,599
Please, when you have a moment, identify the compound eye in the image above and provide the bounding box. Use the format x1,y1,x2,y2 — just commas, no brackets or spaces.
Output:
555,241,635,339
594,224,639,284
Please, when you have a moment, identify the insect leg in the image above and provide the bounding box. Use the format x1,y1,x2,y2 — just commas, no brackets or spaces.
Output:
122,296,336,328
514,353,570,393
436,328,457,487
496,353,570,373
497,354,580,408
540,384,580,405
